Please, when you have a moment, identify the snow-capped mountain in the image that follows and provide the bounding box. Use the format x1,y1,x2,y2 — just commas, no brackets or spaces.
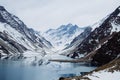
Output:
59,6,120,80
66,27,92,49
43,23,87,50
66,6,120,58
59,27,92,58
0,6,53,59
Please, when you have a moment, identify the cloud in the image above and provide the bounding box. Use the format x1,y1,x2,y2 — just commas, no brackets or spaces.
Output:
0,0,119,32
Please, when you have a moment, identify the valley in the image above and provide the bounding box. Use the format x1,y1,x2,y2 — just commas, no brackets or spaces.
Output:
0,4,120,80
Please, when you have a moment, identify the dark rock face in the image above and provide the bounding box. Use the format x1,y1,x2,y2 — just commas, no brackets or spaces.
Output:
67,52,79,59
0,6,52,49
59,77,65,80
61,27,91,59
0,45,9,56
0,31,27,55
0,6,6,11
75,6,120,54
92,32,120,66
0,6,52,58
66,27,92,49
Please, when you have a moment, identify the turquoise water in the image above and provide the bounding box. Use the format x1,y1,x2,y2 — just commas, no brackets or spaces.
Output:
0,60,96,80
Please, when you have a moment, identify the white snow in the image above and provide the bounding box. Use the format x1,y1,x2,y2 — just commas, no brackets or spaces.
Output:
84,65,120,80
44,54,72,60
85,70,120,80
119,7,120,10
111,23,120,33
22,50,44,65
43,25,85,50
0,23,37,50
0,50,7,56
91,22,100,31
23,50,42,58
22,48,73,65
118,13,120,16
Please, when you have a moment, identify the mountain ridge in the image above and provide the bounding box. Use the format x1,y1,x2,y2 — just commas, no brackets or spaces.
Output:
43,23,89,50
0,6,53,59
66,6,120,57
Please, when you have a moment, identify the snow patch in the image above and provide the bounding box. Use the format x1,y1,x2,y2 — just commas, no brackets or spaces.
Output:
85,70,120,80
0,23,37,49
111,23,120,33
118,13,120,16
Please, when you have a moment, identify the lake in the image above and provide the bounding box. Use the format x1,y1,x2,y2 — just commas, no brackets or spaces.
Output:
0,60,96,80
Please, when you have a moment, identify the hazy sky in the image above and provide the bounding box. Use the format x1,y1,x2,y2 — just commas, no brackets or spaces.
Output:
0,0,119,32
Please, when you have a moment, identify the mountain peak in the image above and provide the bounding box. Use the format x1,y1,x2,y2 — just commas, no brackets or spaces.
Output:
72,6,120,55
43,24,86,50
57,23,79,31
67,23,73,27
0,5,53,57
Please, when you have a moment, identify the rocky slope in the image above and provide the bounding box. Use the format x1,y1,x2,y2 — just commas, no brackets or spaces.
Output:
0,6,53,59
60,58,120,80
91,31,120,66
60,31,120,79
66,27,92,49
43,24,87,50
66,6,120,58
60,27,92,58
59,6,120,80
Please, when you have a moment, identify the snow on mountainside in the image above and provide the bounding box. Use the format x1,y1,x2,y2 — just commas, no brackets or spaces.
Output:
59,6,120,80
59,27,92,58
85,70,120,80
43,23,87,50
62,58,120,80
67,6,120,58
66,27,92,49
0,6,53,59
85,58,120,80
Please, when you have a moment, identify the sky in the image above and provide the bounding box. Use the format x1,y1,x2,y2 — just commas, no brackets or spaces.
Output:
0,0,119,32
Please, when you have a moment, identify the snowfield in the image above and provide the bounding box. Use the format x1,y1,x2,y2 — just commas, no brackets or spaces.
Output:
43,24,86,50
82,62,120,80
85,70,120,80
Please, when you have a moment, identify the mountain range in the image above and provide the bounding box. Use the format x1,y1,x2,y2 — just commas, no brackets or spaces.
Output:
0,5,120,80
65,6,120,60
43,24,88,50
61,6,120,80
0,6,53,59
